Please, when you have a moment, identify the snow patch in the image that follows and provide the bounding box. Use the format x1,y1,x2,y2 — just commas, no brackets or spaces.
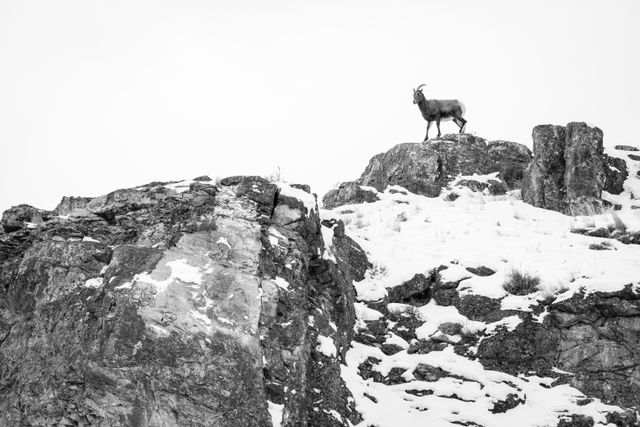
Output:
268,401,284,427
316,335,338,358
278,183,317,215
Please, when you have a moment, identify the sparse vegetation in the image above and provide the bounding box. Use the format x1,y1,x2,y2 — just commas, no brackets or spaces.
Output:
610,211,627,232
503,268,541,295
396,212,408,222
266,166,282,183
368,262,388,278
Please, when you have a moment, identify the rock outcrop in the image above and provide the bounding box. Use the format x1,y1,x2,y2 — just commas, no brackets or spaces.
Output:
322,134,531,208
522,122,628,215
0,177,368,426
478,285,640,411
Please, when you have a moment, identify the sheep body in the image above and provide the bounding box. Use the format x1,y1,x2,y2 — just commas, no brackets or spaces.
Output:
413,84,467,140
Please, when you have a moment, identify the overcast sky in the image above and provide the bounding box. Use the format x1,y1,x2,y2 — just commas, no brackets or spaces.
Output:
1,0,639,213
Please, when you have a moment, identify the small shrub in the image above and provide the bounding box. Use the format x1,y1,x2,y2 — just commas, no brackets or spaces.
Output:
266,166,281,183
368,262,388,278
610,211,627,232
354,219,367,229
396,212,408,222
503,269,540,295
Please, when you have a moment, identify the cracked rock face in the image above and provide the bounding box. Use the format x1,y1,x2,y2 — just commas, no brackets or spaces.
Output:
0,176,368,426
322,134,531,209
522,122,627,215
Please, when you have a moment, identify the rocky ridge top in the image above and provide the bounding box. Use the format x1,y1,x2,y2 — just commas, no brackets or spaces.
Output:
2,122,640,427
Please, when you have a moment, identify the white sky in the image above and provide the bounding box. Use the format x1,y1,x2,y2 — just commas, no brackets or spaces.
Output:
1,0,639,213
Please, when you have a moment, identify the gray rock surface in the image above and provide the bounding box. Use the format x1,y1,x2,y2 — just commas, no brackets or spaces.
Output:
522,122,627,215
322,182,379,209
0,177,368,426
322,134,531,207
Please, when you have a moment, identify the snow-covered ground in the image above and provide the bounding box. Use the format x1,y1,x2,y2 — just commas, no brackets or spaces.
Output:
322,150,640,426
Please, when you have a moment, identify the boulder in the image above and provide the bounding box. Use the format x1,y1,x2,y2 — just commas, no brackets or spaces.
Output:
53,196,93,216
334,134,530,201
564,122,606,215
322,182,379,209
603,155,628,195
357,142,442,197
1,204,50,224
522,124,568,212
487,140,533,188
522,122,621,215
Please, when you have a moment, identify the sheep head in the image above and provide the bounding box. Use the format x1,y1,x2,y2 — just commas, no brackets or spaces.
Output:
413,84,426,104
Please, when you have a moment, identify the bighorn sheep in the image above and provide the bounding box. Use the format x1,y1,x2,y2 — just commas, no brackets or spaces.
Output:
413,84,467,141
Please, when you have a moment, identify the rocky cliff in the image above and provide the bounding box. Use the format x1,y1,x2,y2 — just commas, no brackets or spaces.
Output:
521,122,628,215
3,125,640,427
0,176,368,426
324,134,531,209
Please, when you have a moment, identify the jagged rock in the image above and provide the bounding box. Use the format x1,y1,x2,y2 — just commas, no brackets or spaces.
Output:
606,410,639,427
490,393,525,414
604,155,628,195
475,285,640,410
387,311,423,342
407,339,448,354
380,343,404,355
614,145,639,152
386,273,434,305
522,122,621,215
357,141,442,196
456,294,504,322
322,182,380,209
556,414,594,427
438,322,462,335
465,266,496,276
487,140,533,188
629,154,640,161
1,204,51,232
351,134,530,199
53,196,93,216
413,363,449,382
522,124,568,212
477,316,559,375
385,367,409,385
564,122,607,214
456,179,508,195
430,274,463,307
357,357,383,382
0,177,364,426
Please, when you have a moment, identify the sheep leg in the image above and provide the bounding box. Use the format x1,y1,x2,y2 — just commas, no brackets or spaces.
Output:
458,117,467,133
424,121,432,141
436,118,441,138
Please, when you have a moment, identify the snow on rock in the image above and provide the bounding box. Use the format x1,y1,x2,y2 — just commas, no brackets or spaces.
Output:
338,185,640,302
328,181,639,426
277,183,317,215
273,276,290,290
268,401,284,427
316,335,338,358
83,277,103,288
163,179,195,194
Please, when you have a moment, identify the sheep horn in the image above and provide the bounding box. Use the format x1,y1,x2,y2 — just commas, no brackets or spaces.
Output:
416,84,426,91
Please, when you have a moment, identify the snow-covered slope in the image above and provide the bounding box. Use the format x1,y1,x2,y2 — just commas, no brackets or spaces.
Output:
322,161,640,426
